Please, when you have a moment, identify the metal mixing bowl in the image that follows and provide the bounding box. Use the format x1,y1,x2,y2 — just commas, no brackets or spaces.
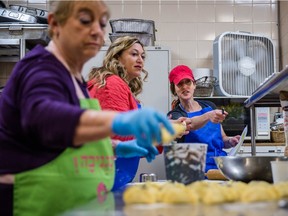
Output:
214,156,288,183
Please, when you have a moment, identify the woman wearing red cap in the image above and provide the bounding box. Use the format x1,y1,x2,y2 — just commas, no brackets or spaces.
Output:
167,65,240,172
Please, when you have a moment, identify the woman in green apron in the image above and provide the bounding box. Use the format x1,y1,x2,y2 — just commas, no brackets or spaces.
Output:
0,1,174,216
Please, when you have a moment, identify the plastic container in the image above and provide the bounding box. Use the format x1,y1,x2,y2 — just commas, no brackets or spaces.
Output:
271,161,288,183
164,143,207,185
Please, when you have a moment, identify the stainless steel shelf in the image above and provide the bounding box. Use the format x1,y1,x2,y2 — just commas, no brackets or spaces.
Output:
0,23,49,61
0,23,49,40
0,39,22,62
244,67,288,108
244,67,288,155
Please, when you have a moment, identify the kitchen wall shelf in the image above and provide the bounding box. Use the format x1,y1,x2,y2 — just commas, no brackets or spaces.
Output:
0,23,48,40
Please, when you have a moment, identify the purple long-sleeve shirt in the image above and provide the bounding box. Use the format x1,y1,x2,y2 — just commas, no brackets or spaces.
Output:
0,45,86,174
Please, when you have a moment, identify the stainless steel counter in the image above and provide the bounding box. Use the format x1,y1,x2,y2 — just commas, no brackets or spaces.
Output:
60,190,288,216
17,179,285,216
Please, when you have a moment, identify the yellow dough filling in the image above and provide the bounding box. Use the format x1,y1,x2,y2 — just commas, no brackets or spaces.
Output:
123,180,288,205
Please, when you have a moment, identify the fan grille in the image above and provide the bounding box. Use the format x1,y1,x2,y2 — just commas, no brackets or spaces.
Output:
213,32,275,97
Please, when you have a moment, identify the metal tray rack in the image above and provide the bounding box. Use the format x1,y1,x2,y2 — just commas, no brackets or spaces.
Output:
0,23,49,62
9,5,48,24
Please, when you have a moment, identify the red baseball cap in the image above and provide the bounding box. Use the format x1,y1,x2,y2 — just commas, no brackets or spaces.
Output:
169,65,195,85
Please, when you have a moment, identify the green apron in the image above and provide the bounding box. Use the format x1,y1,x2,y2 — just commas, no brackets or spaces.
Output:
60,192,115,216
13,75,115,216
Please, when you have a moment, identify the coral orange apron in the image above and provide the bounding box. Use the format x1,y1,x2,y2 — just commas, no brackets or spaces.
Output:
13,75,115,216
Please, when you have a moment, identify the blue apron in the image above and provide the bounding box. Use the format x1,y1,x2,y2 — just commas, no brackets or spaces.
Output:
112,101,141,190
183,105,227,172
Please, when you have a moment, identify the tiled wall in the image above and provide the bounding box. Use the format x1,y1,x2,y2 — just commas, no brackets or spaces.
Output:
279,0,288,70
105,0,279,73
0,0,282,86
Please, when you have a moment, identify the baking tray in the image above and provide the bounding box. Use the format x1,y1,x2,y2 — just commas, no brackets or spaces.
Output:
9,5,48,24
110,18,156,41
0,8,37,23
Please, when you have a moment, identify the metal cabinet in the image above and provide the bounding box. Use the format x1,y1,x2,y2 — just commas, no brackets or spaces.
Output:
81,46,172,181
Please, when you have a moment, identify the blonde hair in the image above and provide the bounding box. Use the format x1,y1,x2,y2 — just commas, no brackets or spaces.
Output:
48,1,109,38
89,36,148,97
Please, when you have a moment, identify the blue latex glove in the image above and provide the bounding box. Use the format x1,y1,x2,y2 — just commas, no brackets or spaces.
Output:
112,108,175,154
115,140,148,158
145,152,156,163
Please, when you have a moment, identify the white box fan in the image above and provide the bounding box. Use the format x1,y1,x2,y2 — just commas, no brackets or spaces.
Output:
213,32,276,97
